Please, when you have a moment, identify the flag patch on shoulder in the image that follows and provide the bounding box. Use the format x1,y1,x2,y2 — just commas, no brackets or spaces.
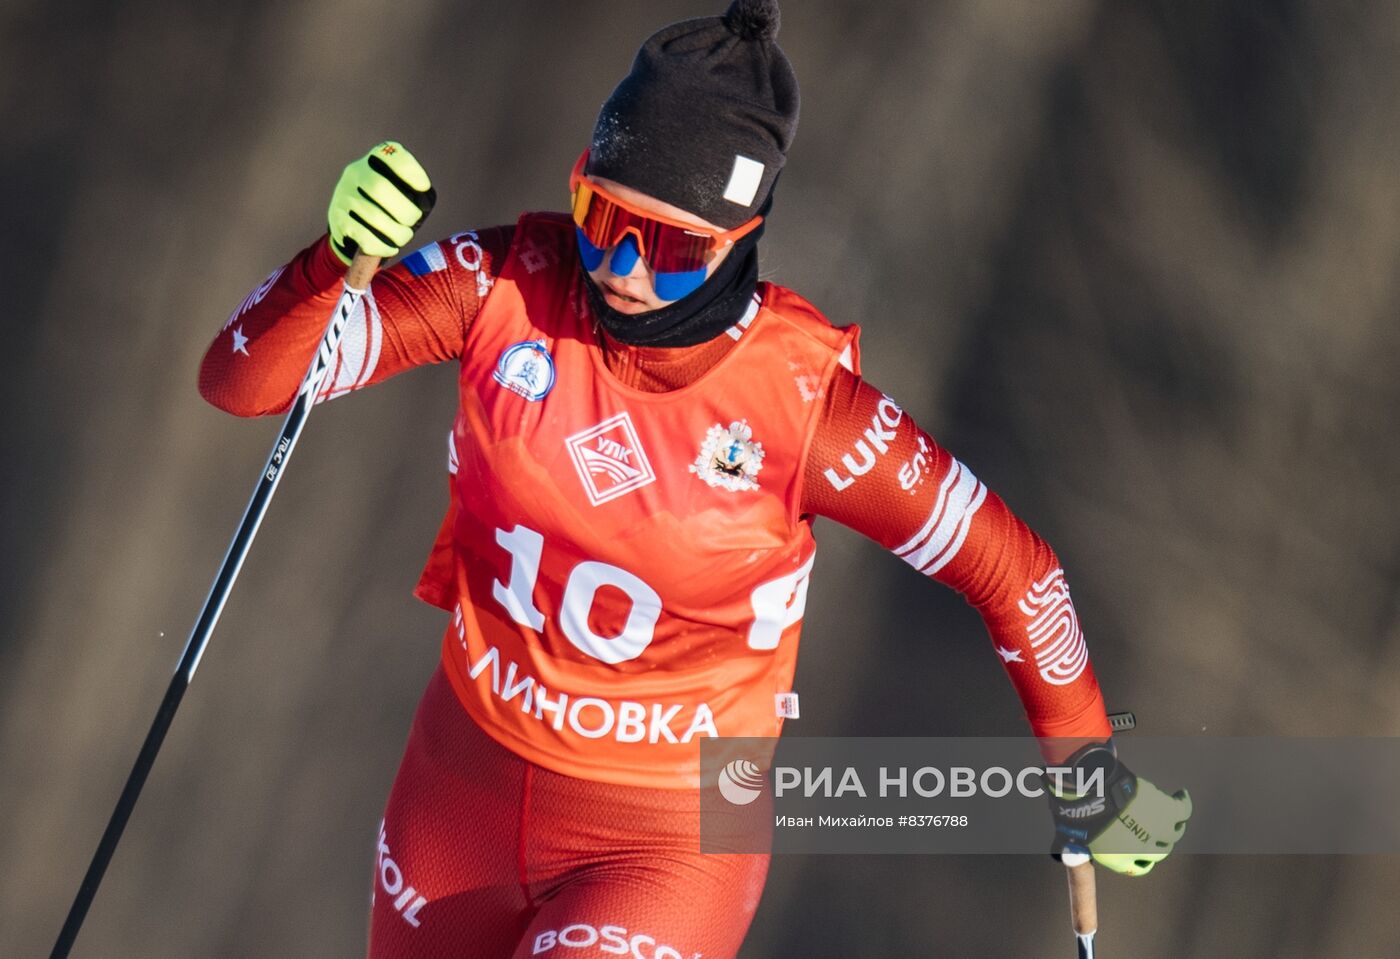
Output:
403,242,448,277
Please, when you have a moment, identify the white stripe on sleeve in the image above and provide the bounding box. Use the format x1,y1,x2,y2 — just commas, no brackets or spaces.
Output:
893,458,987,575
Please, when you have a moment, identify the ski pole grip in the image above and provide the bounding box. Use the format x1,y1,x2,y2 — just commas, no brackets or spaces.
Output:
345,252,381,292
1063,849,1098,935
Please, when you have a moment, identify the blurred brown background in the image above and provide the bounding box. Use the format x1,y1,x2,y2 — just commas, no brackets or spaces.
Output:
3,0,1398,955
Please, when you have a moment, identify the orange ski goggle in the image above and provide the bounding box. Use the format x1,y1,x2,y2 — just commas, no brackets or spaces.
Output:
569,150,763,276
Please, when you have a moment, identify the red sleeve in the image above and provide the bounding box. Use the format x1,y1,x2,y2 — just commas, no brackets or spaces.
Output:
801,367,1113,755
199,228,513,416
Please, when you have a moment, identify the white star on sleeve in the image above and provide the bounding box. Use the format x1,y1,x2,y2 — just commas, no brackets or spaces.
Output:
231,325,250,356
996,645,1024,663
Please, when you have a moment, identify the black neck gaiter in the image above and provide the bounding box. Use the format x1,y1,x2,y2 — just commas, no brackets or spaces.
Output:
581,220,767,348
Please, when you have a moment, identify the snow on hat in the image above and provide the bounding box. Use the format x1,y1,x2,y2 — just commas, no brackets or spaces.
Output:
587,0,799,230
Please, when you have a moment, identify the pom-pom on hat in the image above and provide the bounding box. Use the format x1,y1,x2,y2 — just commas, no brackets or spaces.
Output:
587,0,799,230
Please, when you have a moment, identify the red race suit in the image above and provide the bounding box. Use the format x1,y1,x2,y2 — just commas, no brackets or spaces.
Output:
200,214,1112,958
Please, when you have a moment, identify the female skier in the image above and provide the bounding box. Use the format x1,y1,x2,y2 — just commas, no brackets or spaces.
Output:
199,2,1190,956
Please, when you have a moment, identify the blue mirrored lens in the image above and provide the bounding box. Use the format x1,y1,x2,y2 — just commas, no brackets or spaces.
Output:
608,234,641,276
653,268,707,301
575,227,605,271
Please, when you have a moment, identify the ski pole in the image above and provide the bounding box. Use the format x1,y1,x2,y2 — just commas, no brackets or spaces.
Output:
1060,709,1136,959
49,253,380,959
1063,845,1097,959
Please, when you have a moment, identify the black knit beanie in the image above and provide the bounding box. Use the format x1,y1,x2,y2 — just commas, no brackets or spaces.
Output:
587,0,799,229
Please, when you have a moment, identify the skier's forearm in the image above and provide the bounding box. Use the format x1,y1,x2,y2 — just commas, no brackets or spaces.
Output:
952,490,1113,746
199,236,346,417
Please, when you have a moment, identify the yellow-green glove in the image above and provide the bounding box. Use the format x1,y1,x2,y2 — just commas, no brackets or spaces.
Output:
1047,743,1192,876
327,140,436,265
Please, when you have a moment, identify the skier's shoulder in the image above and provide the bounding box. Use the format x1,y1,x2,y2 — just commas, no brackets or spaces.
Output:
757,281,861,363
414,212,569,283
392,224,518,286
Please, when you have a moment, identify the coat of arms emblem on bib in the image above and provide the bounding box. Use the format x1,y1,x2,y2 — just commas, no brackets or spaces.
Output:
690,420,765,492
